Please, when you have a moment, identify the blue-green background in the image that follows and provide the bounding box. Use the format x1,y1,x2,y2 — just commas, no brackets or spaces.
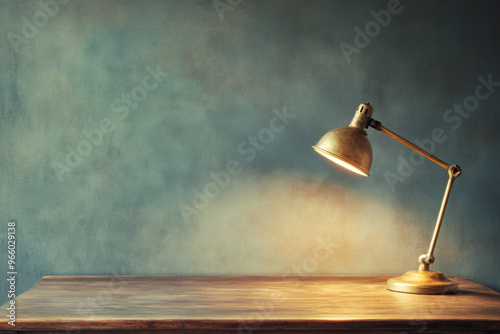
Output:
1,0,499,304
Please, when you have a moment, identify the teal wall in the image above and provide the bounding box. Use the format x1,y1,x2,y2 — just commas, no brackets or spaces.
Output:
1,0,500,304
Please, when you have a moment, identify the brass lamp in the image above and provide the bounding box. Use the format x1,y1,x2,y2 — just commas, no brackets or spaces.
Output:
313,103,461,294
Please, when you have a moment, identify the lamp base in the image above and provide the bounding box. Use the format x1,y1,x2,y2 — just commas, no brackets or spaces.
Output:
387,269,459,294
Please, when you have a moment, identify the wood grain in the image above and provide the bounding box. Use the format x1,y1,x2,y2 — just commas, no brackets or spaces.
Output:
1,275,499,333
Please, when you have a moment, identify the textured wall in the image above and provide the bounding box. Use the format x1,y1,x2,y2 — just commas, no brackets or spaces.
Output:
1,0,500,304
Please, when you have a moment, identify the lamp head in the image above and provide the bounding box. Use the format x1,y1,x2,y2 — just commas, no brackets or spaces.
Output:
313,103,373,177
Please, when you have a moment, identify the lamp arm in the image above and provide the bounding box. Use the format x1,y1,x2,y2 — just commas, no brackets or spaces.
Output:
369,119,462,271
419,166,461,269
369,120,450,170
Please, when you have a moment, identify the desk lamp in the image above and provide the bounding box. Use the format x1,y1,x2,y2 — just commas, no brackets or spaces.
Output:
313,103,461,294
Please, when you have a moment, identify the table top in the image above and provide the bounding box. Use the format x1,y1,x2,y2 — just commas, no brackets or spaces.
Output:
2,275,500,332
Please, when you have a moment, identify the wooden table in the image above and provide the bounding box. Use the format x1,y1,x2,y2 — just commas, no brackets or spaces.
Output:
1,275,500,333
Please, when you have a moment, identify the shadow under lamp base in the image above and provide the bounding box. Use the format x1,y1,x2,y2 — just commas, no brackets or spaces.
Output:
387,269,459,294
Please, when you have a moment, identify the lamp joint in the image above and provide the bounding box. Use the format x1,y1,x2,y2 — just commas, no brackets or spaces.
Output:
449,164,461,179
369,119,382,130
418,253,434,271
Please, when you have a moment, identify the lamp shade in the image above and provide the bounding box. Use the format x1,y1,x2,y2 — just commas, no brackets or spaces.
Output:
313,126,372,177
313,103,374,177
